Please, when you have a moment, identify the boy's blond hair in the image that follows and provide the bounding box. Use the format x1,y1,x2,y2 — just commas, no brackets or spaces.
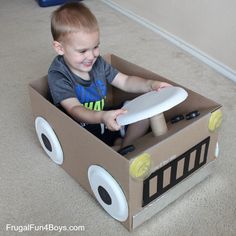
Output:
51,2,99,41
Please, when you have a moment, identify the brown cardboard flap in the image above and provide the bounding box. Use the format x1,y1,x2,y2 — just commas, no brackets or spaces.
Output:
29,76,49,98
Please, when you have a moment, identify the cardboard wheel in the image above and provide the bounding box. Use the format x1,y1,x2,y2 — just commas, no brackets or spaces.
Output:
35,117,63,165
88,165,128,221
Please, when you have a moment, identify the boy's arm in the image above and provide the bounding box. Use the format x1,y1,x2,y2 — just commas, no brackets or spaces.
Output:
60,97,126,131
111,72,172,93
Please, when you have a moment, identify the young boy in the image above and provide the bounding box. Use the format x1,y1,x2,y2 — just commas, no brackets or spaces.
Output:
48,2,171,148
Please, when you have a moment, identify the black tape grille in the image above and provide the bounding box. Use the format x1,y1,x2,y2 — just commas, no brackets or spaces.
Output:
142,137,210,207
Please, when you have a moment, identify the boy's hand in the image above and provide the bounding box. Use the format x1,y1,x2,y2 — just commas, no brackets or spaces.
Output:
150,81,172,91
102,109,127,131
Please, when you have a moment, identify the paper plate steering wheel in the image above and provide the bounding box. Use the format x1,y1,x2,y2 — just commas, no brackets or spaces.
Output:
116,87,188,136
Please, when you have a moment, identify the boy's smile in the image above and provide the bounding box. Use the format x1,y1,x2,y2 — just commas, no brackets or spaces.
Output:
54,30,100,79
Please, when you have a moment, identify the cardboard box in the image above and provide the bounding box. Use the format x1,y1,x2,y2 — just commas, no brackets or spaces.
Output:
28,54,222,231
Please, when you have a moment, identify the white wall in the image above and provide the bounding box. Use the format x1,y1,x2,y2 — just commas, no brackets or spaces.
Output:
102,0,236,82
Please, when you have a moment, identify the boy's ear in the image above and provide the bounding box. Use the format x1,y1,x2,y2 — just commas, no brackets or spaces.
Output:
52,41,64,55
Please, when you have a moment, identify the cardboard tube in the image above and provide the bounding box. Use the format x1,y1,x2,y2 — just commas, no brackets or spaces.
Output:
150,113,168,136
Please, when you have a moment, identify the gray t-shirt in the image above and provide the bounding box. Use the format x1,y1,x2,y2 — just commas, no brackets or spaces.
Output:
48,55,119,111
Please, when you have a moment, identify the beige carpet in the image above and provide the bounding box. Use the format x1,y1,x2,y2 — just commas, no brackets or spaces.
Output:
0,0,236,235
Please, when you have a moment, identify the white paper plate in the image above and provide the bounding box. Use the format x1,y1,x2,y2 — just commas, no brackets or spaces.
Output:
117,87,188,126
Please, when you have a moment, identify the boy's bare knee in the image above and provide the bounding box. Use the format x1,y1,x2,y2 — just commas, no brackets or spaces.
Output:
121,119,150,148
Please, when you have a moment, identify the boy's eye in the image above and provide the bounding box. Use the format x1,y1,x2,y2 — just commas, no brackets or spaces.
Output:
78,50,87,54
77,45,99,54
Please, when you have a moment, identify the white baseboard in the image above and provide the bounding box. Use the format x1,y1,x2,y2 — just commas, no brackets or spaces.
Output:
101,0,236,83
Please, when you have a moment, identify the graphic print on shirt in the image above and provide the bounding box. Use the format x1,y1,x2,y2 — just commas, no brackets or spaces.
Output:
75,79,106,111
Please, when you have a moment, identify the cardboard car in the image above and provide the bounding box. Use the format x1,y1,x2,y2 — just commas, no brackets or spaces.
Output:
28,54,222,231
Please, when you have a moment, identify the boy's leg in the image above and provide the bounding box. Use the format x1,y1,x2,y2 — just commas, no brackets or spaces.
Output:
121,119,150,148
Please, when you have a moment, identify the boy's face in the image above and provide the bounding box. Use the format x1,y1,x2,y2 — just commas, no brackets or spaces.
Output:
53,30,100,77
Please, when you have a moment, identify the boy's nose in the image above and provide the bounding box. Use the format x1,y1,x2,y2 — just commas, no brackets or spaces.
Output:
86,50,95,60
